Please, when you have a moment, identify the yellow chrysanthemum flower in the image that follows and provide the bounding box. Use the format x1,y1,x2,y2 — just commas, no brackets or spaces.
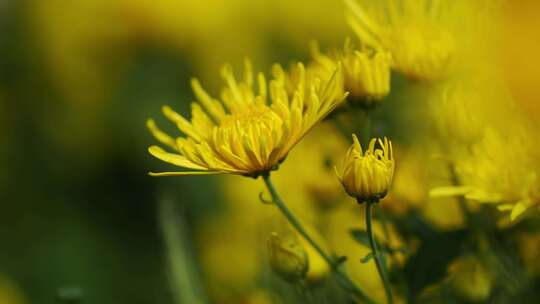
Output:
431,127,540,221
310,40,391,105
147,60,345,177
336,135,394,202
345,0,461,81
430,79,488,144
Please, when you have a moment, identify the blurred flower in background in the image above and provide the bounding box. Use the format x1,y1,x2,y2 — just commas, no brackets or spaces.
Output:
310,40,392,105
502,0,540,121
345,0,502,81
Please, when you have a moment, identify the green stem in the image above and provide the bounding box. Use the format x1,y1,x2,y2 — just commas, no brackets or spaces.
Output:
363,110,372,142
447,162,473,225
159,198,207,304
262,174,376,304
364,201,393,304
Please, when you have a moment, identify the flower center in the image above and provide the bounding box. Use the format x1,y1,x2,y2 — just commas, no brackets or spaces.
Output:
209,105,285,173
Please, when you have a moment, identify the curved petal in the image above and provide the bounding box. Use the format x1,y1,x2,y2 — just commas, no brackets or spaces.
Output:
147,119,177,150
149,171,222,176
148,146,208,171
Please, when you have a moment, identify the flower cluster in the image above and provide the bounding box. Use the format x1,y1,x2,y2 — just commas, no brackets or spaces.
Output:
143,1,540,303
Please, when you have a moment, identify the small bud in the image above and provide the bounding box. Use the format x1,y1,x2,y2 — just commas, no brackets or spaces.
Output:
336,135,395,202
342,44,391,105
268,233,308,283
310,39,391,107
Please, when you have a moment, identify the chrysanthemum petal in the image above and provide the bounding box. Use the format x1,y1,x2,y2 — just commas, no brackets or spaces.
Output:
344,0,383,48
147,119,177,151
429,186,472,198
148,145,207,170
149,171,222,176
510,201,530,221
162,105,202,142
191,78,226,121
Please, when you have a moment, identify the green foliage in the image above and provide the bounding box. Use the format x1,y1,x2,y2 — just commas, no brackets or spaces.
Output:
350,229,371,248
403,230,468,300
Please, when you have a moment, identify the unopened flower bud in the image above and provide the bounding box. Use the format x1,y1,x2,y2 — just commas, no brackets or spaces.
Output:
268,233,308,283
310,40,391,108
336,135,395,202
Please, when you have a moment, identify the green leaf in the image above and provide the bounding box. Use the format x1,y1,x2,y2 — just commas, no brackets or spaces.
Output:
350,229,371,248
350,228,408,253
391,209,438,241
360,252,374,263
403,230,468,301
336,255,348,265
